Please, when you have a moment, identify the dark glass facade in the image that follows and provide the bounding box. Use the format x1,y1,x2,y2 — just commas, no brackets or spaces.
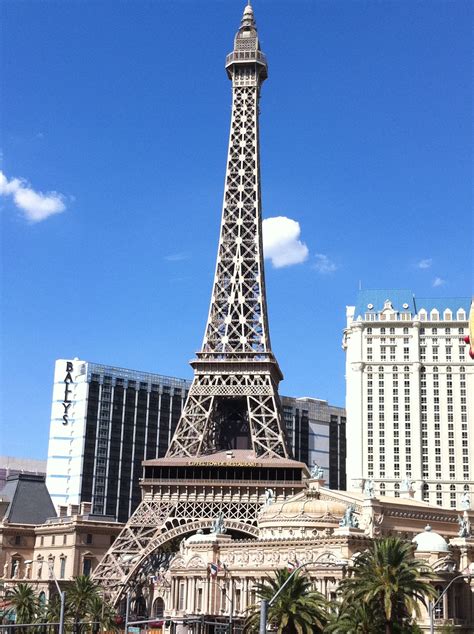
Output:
78,365,190,522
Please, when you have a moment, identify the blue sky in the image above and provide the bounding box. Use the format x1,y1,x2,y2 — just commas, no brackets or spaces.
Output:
1,0,472,459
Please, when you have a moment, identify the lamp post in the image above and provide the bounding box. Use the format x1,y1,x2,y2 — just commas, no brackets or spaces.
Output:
124,591,131,634
258,562,311,634
257,559,348,634
429,573,472,634
46,558,66,634
207,579,234,634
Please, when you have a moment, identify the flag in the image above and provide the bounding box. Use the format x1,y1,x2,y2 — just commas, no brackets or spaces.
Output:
209,562,219,576
287,561,297,572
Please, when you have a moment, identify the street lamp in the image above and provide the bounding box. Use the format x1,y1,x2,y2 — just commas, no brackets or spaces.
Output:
208,579,234,634
258,560,348,634
429,573,472,634
46,558,66,634
259,562,313,634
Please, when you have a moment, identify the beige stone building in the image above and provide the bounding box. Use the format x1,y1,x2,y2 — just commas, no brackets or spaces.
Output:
157,478,474,633
0,474,122,600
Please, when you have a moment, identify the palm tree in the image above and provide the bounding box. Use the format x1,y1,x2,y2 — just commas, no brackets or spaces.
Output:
67,575,99,634
42,593,63,634
337,537,436,634
87,595,118,634
6,583,38,630
325,599,385,633
244,568,329,634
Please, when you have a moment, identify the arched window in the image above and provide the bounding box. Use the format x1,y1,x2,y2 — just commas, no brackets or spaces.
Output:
457,309,466,320
379,366,384,373
392,366,398,372
436,484,442,491
153,597,165,618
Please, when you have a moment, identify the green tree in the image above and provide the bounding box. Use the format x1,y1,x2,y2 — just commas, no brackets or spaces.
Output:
337,537,436,634
325,599,385,633
42,594,62,634
66,575,99,634
87,595,118,634
6,583,39,630
244,568,329,634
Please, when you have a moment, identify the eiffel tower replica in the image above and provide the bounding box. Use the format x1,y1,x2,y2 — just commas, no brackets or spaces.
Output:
93,3,308,601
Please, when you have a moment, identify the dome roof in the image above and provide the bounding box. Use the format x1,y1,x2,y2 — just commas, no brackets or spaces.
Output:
412,525,449,553
258,491,347,534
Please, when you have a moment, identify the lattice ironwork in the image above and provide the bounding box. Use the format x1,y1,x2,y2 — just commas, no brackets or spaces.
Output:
92,483,268,599
93,5,299,604
167,3,289,460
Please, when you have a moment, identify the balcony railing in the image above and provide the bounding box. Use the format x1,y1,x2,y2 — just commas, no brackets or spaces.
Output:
225,50,267,66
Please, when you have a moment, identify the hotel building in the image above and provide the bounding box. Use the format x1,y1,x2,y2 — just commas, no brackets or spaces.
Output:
343,290,472,507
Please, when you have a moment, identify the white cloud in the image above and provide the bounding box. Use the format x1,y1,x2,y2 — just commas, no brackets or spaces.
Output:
0,170,66,222
433,277,446,287
313,253,337,274
417,258,432,269
262,216,308,268
164,252,190,262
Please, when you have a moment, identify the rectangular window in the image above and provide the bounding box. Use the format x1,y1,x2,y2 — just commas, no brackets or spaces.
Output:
178,582,186,611
83,558,92,576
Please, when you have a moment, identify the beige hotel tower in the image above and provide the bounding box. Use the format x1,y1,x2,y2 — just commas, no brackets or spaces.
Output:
344,290,472,507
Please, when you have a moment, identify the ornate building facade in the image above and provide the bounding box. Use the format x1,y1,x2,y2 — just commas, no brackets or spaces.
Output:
157,478,474,632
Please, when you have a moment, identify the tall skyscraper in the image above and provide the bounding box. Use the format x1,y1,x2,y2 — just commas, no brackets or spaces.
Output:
46,360,190,522
344,290,472,507
281,396,346,489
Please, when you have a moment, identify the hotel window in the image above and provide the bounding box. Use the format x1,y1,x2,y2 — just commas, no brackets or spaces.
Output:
235,589,241,612
178,582,186,611
83,558,92,576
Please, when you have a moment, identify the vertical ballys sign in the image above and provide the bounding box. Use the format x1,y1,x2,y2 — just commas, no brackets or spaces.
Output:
62,361,73,425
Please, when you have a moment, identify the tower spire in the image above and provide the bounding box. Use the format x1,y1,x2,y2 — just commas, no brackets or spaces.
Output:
166,5,288,459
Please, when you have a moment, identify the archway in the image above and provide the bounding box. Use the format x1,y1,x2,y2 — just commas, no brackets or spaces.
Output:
153,597,165,619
